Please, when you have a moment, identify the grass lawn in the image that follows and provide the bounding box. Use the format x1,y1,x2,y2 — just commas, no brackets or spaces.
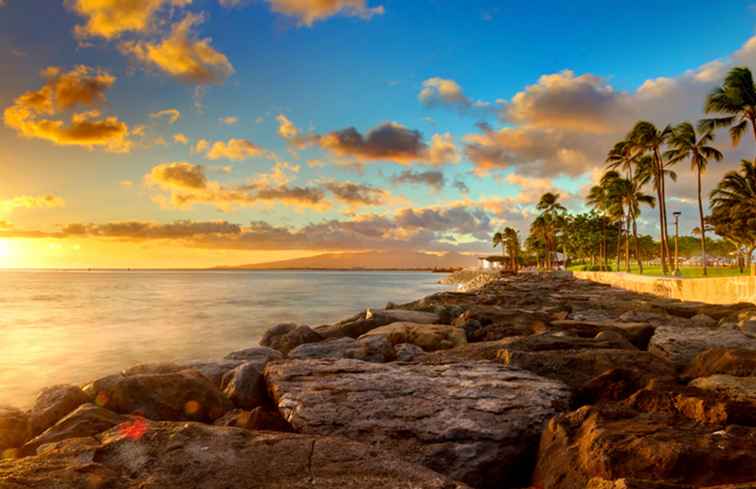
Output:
568,263,750,278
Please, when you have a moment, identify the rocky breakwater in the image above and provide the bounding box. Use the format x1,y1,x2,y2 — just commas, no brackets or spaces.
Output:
1,274,755,488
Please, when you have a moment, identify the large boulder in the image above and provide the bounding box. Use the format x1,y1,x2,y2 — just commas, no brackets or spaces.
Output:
0,406,29,453
265,358,571,489
359,322,467,351
0,421,471,489
260,324,323,354
83,369,231,422
288,336,396,363
27,385,89,437
648,326,756,368
22,403,128,455
684,348,756,379
533,405,756,489
221,361,267,410
315,309,440,339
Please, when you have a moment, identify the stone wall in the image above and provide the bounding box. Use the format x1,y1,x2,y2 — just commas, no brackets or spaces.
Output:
572,271,756,305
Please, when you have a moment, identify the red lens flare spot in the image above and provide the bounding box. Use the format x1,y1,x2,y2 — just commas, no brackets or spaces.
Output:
119,417,148,440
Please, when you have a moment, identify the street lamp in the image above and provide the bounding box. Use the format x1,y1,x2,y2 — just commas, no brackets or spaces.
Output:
673,211,681,276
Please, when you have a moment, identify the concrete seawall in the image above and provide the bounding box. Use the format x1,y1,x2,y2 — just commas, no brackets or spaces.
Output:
572,271,756,305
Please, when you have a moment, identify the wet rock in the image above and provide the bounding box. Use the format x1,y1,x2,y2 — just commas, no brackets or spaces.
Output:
289,336,396,363
28,385,89,437
84,368,231,422
533,405,756,489
359,322,467,351
648,326,756,368
22,403,127,455
265,358,571,489
0,406,29,453
260,324,323,354
213,407,292,432
394,343,425,361
221,361,268,410
0,421,471,489
684,348,756,379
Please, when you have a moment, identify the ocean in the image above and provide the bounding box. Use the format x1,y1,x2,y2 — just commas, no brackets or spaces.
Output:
0,270,447,407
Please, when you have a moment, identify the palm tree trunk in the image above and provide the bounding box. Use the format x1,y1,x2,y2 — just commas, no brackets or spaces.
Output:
632,213,643,273
658,157,672,273
697,168,708,277
615,221,622,272
602,223,608,271
624,213,631,272
655,183,668,274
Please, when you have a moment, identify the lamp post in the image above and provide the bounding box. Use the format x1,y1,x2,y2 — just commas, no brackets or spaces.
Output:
673,211,681,276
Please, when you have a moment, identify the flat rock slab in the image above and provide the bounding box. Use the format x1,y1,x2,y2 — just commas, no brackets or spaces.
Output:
265,358,571,489
648,326,756,367
0,421,470,489
689,375,756,403
288,336,396,363
359,322,467,351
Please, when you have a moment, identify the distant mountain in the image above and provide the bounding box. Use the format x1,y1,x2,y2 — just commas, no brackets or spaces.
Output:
220,251,479,270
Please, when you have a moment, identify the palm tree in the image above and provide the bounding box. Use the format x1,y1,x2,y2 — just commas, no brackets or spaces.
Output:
600,171,629,271
503,227,520,273
699,67,756,146
628,121,674,274
606,139,636,179
666,122,724,276
536,193,566,270
586,185,610,270
614,168,656,273
492,231,506,257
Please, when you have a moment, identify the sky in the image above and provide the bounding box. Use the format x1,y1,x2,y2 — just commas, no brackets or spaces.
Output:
1,0,755,268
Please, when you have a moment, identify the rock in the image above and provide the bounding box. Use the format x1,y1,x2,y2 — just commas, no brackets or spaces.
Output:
28,385,89,437
689,375,756,403
0,406,29,453
183,360,244,386
315,309,440,340
451,306,551,342
500,332,638,352
684,348,756,379
84,368,231,422
550,319,656,349
739,317,756,338
691,314,717,327
419,340,510,364
221,361,267,410
394,343,425,362
0,421,471,489
498,348,675,389
533,405,756,489
213,407,292,432
648,326,756,368
260,324,323,354
223,346,283,364
359,322,467,351
22,403,128,455
288,336,396,363
265,358,571,489
594,330,637,349
575,368,653,406
369,308,440,324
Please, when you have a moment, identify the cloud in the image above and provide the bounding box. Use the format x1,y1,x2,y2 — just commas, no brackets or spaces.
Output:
120,13,234,85
195,138,265,161
173,133,189,144
322,181,388,206
267,0,384,26
0,195,65,213
419,78,471,107
149,108,181,124
428,132,460,164
220,116,238,125
391,170,445,191
452,178,470,194
276,114,300,139
61,220,241,240
3,65,131,152
67,0,191,40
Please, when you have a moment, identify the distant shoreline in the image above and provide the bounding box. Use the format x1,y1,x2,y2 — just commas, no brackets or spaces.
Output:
0,268,459,273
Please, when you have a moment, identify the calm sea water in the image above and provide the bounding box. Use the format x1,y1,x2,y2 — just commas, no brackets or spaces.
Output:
0,270,447,407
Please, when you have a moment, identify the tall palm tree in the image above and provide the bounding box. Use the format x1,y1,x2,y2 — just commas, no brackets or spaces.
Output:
536,193,566,270
666,122,724,276
586,185,610,270
606,139,636,179
614,167,656,273
628,121,674,274
600,171,629,271
699,67,756,146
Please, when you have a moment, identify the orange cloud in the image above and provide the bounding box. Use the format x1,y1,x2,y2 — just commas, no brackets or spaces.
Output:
3,66,131,152
120,13,234,85
0,195,65,213
267,0,384,26
68,0,192,40
149,108,181,124
199,138,265,161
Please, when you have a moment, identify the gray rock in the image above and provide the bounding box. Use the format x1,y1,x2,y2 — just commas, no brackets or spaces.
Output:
28,385,89,437
739,317,756,338
395,343,425,361
221,362,267,409
0,421,471,489
0,406,28,452
183,360,244,386
315,309,440,339
260,324,323,354
648,326,756,367
265,358,571,489
224,346,283,364
690,313,716,327
289,336,396,363
23,403,127,455
359,322,467,351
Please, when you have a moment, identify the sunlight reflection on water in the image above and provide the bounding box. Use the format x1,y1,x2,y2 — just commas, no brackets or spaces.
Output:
0,270,447,407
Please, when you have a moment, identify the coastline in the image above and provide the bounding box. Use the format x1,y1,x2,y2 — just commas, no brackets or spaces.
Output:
1,272,755,488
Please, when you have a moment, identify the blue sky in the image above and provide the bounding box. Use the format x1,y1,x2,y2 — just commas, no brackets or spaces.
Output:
0,0,755,267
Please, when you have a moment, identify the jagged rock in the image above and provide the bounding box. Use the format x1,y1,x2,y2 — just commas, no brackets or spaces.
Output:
648,326,756,367
394,343,425,361
23,403,128,455
0,421,471,489
221,361,268,410
575,368,653,406
83,368,231,422
28,385,89,437
684,348,756,379
691,314,717,327
265,358,571,489
359,322,467,351
498,348,675,389
213,407,292,432
260,324,323,354
500,332,637,352
0,406,29,452
533,405,756,489
689,375,756,403
315,309,440,340
289,336,396,363
550,320,655,349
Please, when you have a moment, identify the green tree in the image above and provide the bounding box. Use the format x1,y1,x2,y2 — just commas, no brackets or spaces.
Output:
666,122,723,276
699,67,756,146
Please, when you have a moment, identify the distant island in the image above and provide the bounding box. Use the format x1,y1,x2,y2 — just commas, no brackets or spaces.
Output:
215,251,479,271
